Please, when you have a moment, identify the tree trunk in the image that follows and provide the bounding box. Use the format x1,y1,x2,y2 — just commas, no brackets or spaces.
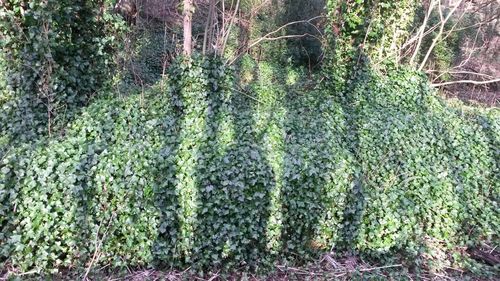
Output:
183,0,193,56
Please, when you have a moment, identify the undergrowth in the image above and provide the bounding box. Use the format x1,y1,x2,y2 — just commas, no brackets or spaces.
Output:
0,56,498,278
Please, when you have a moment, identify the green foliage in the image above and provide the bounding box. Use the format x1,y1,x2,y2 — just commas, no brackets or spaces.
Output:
1,55,498,274
0,0,498,276
0,92,168,271
335,62,498,268
324,0,417,89
0,0,121,143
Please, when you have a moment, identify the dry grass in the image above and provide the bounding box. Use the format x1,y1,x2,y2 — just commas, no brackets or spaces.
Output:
3,250,497,281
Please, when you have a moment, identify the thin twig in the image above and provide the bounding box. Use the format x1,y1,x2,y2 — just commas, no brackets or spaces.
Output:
83,213,116,280
360,264,403,272
228,16,324,65
231,87,265,104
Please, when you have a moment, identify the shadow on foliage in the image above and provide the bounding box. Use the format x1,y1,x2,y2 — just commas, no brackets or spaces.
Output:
192,90,275,270
152,84,185,268
234,57,354,263
329,1,380,252
336,53,370,252
280,91,343,259
475,114,499,183
453,113,499,240
241,58,352,261
152,58,275,271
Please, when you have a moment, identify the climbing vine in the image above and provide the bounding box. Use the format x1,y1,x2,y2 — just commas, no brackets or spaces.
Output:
0,0,120,140
324,0,417,89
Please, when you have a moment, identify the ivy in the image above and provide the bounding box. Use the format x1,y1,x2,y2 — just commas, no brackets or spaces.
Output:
0,56,498,274
324,0,417,91
0,0,122,144
336,63,498,268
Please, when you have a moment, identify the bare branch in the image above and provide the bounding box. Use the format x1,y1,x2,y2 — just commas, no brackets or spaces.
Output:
221,0,240,55
431,78,500,87
248,16,324,50
419,0,464,71
427,70,495,79
410,0,436,65
227,15,325,65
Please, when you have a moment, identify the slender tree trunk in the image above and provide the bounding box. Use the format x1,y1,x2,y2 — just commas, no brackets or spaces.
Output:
410,0,436,66
202,0,216,55
183,0,193,56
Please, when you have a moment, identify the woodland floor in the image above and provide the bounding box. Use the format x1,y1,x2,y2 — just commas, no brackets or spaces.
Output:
442,88,499,107
1,246,499,280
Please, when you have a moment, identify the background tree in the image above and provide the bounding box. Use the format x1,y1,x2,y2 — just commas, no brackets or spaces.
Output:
183,0,194,56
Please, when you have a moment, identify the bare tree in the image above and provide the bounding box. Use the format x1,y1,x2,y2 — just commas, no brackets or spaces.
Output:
201,0,241,56
418,0,464,71
403,0,499,94
410,0,437,65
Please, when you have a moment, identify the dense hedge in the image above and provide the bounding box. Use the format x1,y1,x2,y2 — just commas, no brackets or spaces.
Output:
0,58,498,273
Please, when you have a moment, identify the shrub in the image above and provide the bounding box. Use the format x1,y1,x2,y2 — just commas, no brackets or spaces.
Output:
1,93,170,271
0,0,121,143
340,64,499,265
0,57,498,274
